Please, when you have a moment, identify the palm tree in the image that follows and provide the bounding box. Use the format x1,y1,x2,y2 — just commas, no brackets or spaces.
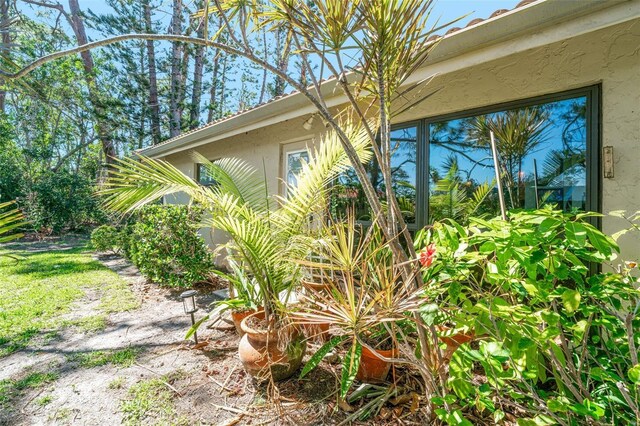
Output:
468,107,550,208
99,121,372,324
429,156,494,223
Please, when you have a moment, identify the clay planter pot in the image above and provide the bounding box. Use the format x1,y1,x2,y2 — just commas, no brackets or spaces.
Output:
301,319,331,342
238,311,307,382
356,345,398,383
437,326,475,361
301,279,332,293
230,307,261,336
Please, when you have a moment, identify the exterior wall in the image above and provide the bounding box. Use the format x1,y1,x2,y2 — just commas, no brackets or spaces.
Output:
163,18,640,263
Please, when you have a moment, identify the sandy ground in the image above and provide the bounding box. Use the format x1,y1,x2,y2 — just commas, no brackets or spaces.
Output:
0,245,343,426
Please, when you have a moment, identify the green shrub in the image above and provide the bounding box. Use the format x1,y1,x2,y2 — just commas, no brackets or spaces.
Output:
91,225,122,254
22,170,107,234
126,205,213,287
418,207,639,425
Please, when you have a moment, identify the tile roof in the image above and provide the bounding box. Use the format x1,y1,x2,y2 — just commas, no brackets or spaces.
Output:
141,0,540,153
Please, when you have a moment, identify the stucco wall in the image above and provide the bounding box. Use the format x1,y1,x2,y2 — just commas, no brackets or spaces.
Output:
164,18,640,263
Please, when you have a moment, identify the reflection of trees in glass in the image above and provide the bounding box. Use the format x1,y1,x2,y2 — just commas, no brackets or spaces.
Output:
330,127,417,223
429,155,494,223
468,107,550,209
537,99,587,210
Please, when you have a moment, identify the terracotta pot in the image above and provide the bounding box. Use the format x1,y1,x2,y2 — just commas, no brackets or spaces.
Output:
230,307,260,336
238,311,307,381
437,326,475,361
301,279,333,293
437,326,474,349
356,345,398,383
302,320,331,342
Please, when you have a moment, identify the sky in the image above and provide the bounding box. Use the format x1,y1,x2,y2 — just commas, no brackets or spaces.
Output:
22,0,524,36
429,0,522,29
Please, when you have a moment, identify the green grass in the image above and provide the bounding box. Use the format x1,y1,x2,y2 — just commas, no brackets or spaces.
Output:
108,376,126,390
67,347,140,368
48,408,71,422
35,395,54,407
64,315,108,333
0,244,140,356
120,373,188,426
0,371,59,408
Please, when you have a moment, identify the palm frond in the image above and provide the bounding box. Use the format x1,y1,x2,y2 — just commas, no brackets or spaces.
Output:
0,201,27,244
99,156,208,214
277,121,373,236
191,153,268,211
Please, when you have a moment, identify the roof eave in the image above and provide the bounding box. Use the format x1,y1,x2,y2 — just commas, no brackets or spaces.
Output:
139,0,636,159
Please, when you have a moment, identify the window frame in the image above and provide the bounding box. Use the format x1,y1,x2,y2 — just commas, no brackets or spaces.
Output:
280,141,311,198
389,84,601,229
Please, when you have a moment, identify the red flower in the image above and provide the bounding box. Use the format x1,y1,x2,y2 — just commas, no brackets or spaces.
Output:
419,243,436,268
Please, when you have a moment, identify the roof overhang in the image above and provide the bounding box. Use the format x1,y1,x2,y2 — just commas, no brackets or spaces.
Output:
139,0,638,159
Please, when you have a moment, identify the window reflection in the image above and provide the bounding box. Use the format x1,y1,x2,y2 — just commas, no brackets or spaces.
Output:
286,150,309,189
429,96,587,223
330,126,417,224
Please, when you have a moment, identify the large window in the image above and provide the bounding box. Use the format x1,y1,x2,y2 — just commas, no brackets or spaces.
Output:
330,86,599,228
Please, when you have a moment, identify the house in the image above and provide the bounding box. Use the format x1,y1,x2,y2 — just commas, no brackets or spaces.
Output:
138,0,640,264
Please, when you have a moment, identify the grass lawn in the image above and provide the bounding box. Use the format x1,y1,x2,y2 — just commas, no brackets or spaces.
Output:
0,243,139,357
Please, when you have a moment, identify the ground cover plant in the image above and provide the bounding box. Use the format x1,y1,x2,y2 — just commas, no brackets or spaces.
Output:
0,242,139,356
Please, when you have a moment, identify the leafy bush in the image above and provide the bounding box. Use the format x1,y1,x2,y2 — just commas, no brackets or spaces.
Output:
418,207,640,424
90,225,122,254
126,205,213,287
20,170,106,234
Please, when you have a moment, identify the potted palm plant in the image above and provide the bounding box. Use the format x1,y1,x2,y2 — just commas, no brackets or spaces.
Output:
294,217,424,397
100,122,372,381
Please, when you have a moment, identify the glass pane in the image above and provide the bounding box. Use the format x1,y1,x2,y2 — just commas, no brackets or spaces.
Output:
330,126,417,224
428,96,587,223
197,164,217,186
287,150,309,188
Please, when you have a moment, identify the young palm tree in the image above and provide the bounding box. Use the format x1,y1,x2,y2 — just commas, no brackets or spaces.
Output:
100,121,372,324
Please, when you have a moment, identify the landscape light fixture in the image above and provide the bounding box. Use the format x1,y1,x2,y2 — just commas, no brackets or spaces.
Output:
179,290,199,344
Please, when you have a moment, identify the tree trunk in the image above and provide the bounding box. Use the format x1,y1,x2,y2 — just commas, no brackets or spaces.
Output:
273,26,290,97
218,54,228,118
67,0,117,164
177,41,190,130
0,0,10,114
207,18,223,123
169,0,183,138
143,0,161,144
258,28,268,104
207,49,220,122
189,0,205,129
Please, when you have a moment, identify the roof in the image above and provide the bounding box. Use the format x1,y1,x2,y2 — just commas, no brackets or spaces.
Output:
139,0,637,158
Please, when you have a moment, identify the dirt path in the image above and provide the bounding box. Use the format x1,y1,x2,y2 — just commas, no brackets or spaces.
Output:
0,244,340,426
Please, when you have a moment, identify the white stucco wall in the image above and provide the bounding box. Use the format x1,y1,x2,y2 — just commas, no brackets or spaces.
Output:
164,18,640,264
